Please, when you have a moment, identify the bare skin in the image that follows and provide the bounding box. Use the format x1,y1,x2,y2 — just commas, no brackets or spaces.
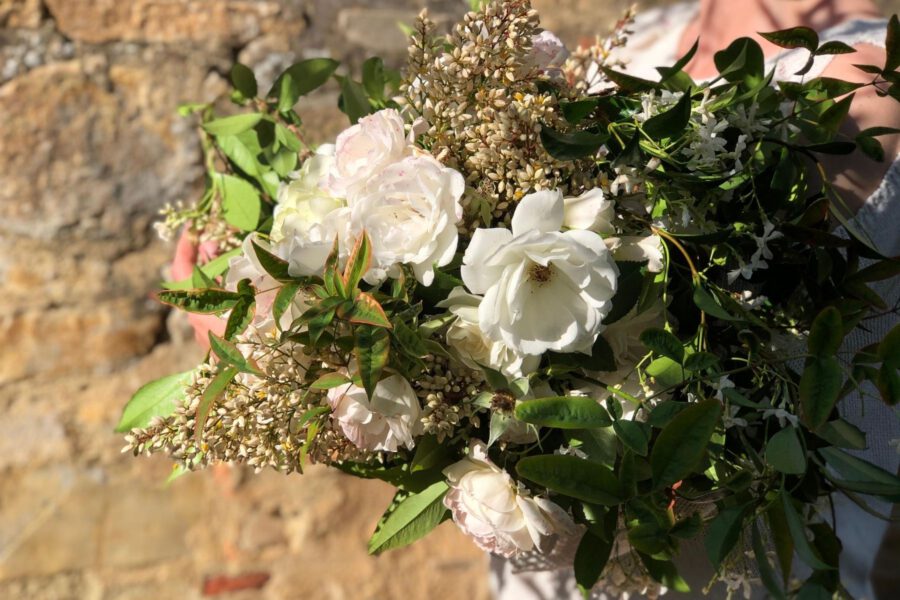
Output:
678,0,900,214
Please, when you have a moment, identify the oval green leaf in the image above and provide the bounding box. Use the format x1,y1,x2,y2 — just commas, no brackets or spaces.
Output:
515,396,612,429
116,370,192,432
516,454,622,505
650,399,722,489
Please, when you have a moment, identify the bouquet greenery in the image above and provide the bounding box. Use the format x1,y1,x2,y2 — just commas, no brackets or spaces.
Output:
122,1,900,597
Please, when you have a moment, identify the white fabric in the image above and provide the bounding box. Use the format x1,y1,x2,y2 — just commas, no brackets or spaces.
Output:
493,8,900,600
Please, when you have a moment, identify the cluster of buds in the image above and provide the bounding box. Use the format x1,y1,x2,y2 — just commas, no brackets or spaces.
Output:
415,354,484,442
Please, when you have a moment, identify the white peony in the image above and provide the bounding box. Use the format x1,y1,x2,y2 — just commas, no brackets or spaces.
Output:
225,234,308,332
348,154,464,285
461,190,619,355
440,287,539,380
443,440,576,557
324,108,410,197
271,147,350,277
562,188,616,233
326,375,422,452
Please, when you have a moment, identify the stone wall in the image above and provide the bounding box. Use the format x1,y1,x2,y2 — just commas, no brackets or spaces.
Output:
2,1,900,599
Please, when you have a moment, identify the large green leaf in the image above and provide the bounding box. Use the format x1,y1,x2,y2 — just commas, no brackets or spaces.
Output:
759,27,818,52
116,371,192,432
819,446,900,500
338,76,375,124
642,89,692,140
780,493,834,571
799,356,843,430
613,419,650,456
639,328,684,363
539,128,608,161
752,521,787,600
705,503,749,568
269,58,340,112
574,522,616,597
516,455,622,505
367,481,449,554
230,62,258,99
515,396,612,429
650,399,722,489
766,427,807,475
807,306,843,356
202,113,263,137
218,174,261,231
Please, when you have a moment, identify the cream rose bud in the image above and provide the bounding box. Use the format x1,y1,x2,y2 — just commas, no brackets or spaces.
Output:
324,108,410,197
348,154,464,286
563,188,616,233
443,440,576,557
440,287,539,379
326,375,422,452
461,190,618,355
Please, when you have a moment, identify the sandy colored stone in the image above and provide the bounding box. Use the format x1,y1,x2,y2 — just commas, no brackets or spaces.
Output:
0,0,43,28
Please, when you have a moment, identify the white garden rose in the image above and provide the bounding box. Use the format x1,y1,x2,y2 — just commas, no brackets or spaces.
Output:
348,154,464,285
440,287,539,379
461,190,618,355
324,108,410,197
443,440,576,557
326,375,422,452
563,187,616,233
271,147,350,277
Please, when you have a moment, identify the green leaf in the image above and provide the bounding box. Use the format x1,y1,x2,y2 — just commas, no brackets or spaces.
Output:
768,501,794,584
539,127,608,161
344,292,392,328
218,174,261,231
362,57,386,102
657,38,699,83
342,231,372,291
310,371,353,390
705,503,749,568
766,427,807,474
714,37,765,83
488,411,514,447
640,328,684,363
599,66,659,92
645,356,686,388
567,428,617,465
648,400,688,428
516,455,622,505
116,371,192,432
194,366,238,440
637,554,690,592
800,356,843,430
613,419,649,456
574,526,615,597
338,76,374,124
693,283,738,321
752,521,787,600
367,481,449,554
272,282,301,327
202,113,264,137
410,435,450,473
857,135,885,161
807,306,844,357
157,288,242,314
780,493,834,570
885,15,900,72
650,399,722,489
161,248,242,291
815,40,856,55
515,396,612,429
560,99,599,124
819,446,900,500
683,351,719,372
760,27,818,52
223,293,255,340
604,262,645,325
269,58,340,112
816,419,867,450
642,89,692,140
354,325,391,399
230,63,258,99
208,332,263,376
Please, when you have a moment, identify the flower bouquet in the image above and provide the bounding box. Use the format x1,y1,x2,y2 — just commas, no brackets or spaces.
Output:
122,1,900,596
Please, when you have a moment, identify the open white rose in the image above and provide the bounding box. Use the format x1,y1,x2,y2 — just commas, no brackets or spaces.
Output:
443,440,576,557
440,287,540,379
562,188,615,233
461,190,618,355
326,375,422,452
271,147,350,277
324,108,410,197
348,154,464,285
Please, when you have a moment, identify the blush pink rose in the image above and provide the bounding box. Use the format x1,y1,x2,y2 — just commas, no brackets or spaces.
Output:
443,440,576,557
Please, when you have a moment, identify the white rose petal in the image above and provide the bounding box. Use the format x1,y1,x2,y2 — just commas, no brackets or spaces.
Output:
605,234,665,273
325,108,410,197
443,440,576,557
349,154,464,286
440,287,540,380
326,375,422,452
461,190,619,355
563,187,615,233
